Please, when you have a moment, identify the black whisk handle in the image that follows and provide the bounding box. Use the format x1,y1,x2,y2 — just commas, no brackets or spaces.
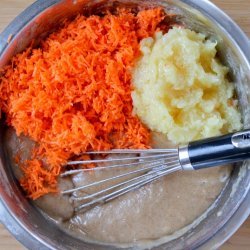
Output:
179,130,250,170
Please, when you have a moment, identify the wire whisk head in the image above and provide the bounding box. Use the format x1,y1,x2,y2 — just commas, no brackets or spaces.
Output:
61,149,181,212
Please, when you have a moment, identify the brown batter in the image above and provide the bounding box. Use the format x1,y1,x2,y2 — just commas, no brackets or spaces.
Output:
4,128,231,245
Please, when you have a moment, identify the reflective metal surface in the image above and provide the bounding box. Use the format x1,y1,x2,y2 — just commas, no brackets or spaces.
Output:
232,130,250,148
178,146,193,171
0,0,249,249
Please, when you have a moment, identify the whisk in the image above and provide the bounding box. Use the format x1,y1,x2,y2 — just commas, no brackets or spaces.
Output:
61,130,250,212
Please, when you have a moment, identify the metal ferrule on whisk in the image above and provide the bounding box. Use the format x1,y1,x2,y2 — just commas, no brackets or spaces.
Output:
178,146,194,171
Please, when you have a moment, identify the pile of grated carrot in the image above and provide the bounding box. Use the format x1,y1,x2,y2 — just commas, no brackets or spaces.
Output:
0,8,166,199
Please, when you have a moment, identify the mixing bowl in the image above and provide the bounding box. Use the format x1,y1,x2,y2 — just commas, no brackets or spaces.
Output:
0,0,249,249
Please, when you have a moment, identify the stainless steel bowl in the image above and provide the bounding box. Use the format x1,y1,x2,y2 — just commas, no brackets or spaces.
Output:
0,1,249,249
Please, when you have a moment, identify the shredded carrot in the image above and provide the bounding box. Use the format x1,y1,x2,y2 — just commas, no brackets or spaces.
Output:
20,160,59,200
0,8,166,199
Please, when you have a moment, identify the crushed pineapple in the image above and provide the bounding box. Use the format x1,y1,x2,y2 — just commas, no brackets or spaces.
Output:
132,27,242,144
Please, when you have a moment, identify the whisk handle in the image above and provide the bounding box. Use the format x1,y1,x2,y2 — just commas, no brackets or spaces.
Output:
179,130,250,170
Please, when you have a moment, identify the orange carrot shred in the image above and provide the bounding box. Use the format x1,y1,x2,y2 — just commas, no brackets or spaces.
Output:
0,8,166,199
